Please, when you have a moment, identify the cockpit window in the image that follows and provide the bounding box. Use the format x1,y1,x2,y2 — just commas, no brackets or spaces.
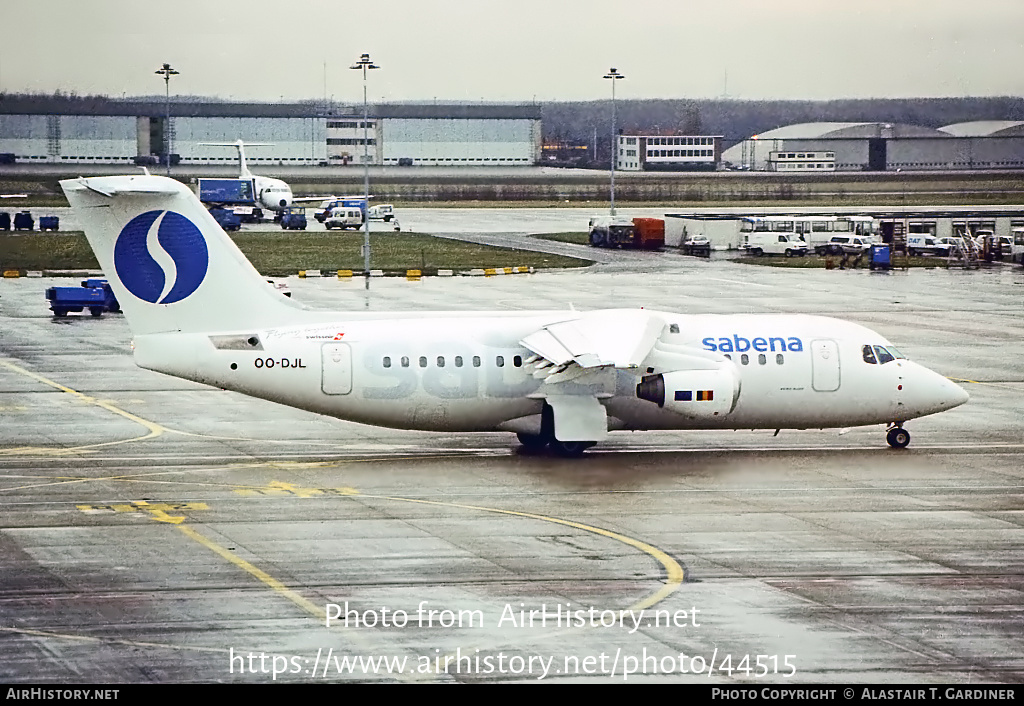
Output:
862,345,877,364
874,346,895,364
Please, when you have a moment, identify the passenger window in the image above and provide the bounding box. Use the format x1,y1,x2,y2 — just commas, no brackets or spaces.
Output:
419,356,427,368
741,354,749,365
862,345,877,364
496,356,505,367
455,356,463,367
401,356,410,368
669,323,680,333
383,356,391,368
514,355,522,367
776,353,784,365
723,354,732,360
473,356,481,367
437,356,445,367
758,354,766,365
874,346,895,364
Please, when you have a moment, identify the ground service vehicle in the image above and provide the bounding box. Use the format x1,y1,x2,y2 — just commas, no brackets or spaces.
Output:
280,208,307,230
368,204,395,222
588,216,635,247
209,207,241,232
743,232,808,257
315,198,367,223
61,173,970,455
13,211,33,231
325,207,365,230
816,235,875,256
197,178,256,205
46,279,120,317
907,235,951,256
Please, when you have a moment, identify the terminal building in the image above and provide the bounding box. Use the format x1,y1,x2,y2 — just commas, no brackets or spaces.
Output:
0,96,543,167
723,121,1024,172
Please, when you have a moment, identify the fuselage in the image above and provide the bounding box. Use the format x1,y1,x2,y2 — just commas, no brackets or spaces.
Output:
132,311,968,435
252,175,293,211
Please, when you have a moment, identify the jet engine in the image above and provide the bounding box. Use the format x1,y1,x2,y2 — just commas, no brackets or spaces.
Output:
636,367,739,419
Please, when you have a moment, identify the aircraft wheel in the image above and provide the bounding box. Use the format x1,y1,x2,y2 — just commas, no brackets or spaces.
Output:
549,440,595,457
886,426,911,449
516,433,549,451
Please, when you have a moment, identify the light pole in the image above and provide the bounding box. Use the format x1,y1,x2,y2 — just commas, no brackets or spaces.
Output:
350,53,379,287
154,63,179,176
603,68,624,215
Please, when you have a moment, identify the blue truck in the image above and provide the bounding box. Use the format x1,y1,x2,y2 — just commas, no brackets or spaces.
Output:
280,207,307,230
208,207,241,232
46,279,121,318
197,178,257,205
313,197,367,223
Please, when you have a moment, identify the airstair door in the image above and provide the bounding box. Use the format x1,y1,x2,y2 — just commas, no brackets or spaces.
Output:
322,343,352,395
810,339,840,392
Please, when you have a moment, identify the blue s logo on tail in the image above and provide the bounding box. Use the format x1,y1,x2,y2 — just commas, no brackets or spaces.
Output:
113,211,209,304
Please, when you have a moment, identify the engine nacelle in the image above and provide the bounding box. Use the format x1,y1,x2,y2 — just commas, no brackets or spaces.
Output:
636,368,739,419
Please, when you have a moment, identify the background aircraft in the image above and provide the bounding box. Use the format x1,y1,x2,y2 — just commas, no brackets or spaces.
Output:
200,140,330,215
61,174,969,456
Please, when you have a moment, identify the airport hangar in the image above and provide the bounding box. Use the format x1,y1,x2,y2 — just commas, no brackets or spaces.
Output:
722,120,1024,172
0,96,543,167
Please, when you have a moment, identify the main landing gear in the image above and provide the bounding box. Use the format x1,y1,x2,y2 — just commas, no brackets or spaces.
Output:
886,423,911,449
516,433,596,457
516,404,597,457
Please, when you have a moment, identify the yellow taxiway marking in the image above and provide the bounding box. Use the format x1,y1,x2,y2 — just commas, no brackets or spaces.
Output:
0,359,166,456
0,626,229,654
76,501,208,524
235,482,684,612
175,524,327,621
369,493,685,612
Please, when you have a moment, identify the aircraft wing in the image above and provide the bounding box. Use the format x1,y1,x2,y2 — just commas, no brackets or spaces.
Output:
520,309,666,384
291,195,340,204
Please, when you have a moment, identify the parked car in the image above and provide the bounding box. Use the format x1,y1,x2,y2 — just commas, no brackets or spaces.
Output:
815,235,875,256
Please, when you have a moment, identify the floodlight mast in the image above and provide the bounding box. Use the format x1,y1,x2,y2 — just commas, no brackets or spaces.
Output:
350,53,379,288
603,68,624,216
154,63,179,176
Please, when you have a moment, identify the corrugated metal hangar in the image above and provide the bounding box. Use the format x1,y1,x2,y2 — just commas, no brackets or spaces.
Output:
0,97,542,167
722,121,1024,172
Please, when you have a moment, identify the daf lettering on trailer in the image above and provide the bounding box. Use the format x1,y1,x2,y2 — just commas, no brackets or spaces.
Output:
61,174,969,456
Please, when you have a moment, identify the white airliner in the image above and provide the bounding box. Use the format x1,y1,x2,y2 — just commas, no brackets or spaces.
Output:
61,174,969,456
200,140,328,214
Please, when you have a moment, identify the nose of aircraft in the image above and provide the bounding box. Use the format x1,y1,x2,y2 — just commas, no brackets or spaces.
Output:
899,361,969,418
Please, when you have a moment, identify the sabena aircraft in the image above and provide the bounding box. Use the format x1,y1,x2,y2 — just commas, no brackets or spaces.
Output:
62,174,968,456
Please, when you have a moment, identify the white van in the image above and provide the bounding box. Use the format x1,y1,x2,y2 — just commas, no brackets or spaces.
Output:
324,207,364,230
907,234,951,256
743,232,808,257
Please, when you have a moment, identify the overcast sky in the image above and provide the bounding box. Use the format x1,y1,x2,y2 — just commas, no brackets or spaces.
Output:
2,0,1022,104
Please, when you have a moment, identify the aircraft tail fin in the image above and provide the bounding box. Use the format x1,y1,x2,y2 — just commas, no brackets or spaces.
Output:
198,140,273,178
60,174,311,336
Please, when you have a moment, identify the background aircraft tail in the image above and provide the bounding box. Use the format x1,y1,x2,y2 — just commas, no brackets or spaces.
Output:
198,140,272,178
61,174,311,335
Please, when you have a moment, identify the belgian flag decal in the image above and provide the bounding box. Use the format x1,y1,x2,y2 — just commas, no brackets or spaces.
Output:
674,390,714,402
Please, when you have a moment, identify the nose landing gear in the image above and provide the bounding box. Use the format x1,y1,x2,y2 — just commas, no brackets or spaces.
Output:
886,424,910,449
